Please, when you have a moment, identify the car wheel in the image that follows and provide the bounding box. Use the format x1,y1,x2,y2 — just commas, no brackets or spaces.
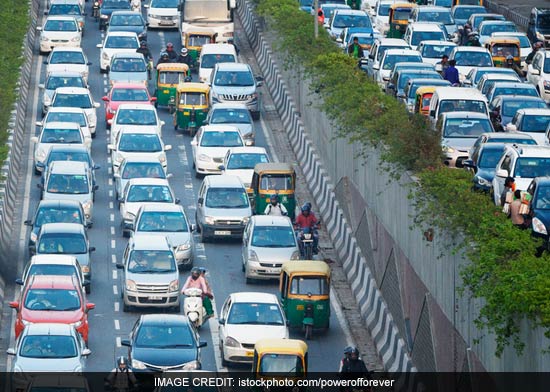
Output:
220,342,229,367
252,111,260,121
34,166,41,176
123,301,130,312
195,169,201,179
121,221,129,238
199,229,208,243
242,260,245,272
91,131,96,139
100,67,106,74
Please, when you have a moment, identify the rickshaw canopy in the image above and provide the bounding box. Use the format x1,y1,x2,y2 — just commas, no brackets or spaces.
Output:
254,162,294,175
281,261,331,277
389,3,416,22
254,338,308,356
485,37,521,56
156,62,190,73
176,82,211,94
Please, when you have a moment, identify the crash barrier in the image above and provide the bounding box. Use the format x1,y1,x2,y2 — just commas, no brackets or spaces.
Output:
236,0,416,379
484,0,529,31
0,0,40,295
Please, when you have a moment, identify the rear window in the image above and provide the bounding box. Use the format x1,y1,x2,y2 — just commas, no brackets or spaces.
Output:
439,99,487,115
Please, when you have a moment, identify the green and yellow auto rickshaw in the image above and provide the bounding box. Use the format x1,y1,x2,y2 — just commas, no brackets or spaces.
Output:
182,30,217,68
154,63,190,111
253,338,308,380
485,37,521,67
173,82,210,136
387,3,416,39
280,261,331,340
250,163,296,219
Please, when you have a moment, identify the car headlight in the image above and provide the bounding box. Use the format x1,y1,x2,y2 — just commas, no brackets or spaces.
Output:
36,148,47,161
475,176,491,187
181,360,200,370
30,232,38,243
212,95,220,103
533,217,548,235
126,279,137,291
101,14,109,19
82,201,92,216
242,216,250,224
81,265,90,273
71,36,81,42
169,279,179,292
177,243,191,251
114,154,124,164
204,216,215,225
158,154,167,163
225,336,240,348
102,52,110,60
149,14,159,19
124,212,135,221
544,80,550,90
442,144,455,154
71,320,83,328
198,154,211,162
40,35,49,41
291,250,300,260
131,358,147,369
248,250,259,262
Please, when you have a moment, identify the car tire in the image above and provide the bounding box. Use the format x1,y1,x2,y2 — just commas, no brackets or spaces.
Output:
100,67,106,74
195,169,201,179
121,221,129,238
123,301,130,312
171,303,180,313
241,260,245,272
199,229,208,243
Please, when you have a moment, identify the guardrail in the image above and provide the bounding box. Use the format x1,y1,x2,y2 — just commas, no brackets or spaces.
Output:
484,0,530,31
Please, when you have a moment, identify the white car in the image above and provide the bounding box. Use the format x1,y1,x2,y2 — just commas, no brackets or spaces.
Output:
97,31,140,72
38,71,87,116
372,0,394,36
108,52,148,86
402,23,447,52
18,254,86,293
31,121,91,174
416,40,457,65
328,9,372,39
375,49,423,91
448,46,494,81
526,49,550,103
48,87,100,132
114,156,169,199
191,125,245,177
38,16,81,54
44,47,91,84
206,102,255,145
218,292,288,365
242,215,300,282
220,146,269,189
37,107,92,139
145,0,181,28
109,103,164,144
108,127,171,174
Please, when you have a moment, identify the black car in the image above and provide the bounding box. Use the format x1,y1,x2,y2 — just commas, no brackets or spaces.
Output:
100,0,132,30
107,10,148,41
25,200,88,254
527,177,550,250
122,314,207,373
39,145,100,188
463,143,506,191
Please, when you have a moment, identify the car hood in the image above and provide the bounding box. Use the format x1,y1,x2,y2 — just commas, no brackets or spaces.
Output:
225,324,288,345
213,86,256,96
47,64,88,74
108,26,146,35
203,206,251,219
442,137,476,150
221,123,253,137
223,169,253,187
140,231,192,247
116,151,164,165
249,245,298,263
148,8,178,16
21,308,84,324
15,357,82,372
196,146,233,160
199,68,213,83
109,71,147,84
43,192,90,204
108,100,151,112
103,48,139,57
42,31,80,39
132,346,197,367
126,269,179,284
521,131,546,146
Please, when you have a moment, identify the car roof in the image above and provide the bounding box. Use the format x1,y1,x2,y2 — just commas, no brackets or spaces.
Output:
251,215,293,226
453,46,490,53
122,155,162,163
139,203,184,213
378,38,408,45
409,22,445,31
490,82,536,88
516,108,550,115
492,31,527,37
112,52,145,59
417,6,450,11
495,95,544,102
111,82,148,89
140,314,190,325
479,20,515,26
49,160,88,174
45,16,79,21
105,31,139,37
131,234,171,250
409,78,450,86
478,142,506,151
38,199,83,209
200,43,238,55
28,274,79,290
215,62,250,71
441,111,489,120
204,174,244,187
46,107,87,114
419,40,456,46
229,291,280,303
47,145,89,154
128,178,170,186
54,87,90,95
50,0,81,4
201,125,242,133
39,222,86,234
110,10,143,16
24,323,74,335
117,103,155,110
434,86,487,100
480,132,534,140
383,49,421,56
118,125,160,135
333,9,368,16
228,146,267,154
30,254,78,265
50,47,84,53
481,73,519,80
506,145,550,157
43,121,81,129
46,71,83,78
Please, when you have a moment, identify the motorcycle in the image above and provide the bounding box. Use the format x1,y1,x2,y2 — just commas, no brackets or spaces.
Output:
92,1,100,21
297,226,316,260
183,287,207,329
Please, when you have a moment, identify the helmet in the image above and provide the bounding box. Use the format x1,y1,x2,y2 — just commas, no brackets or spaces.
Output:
468,32,477,38
506,55,514,61
181,47,188,55
117,356,127,367
191,267,201,275
198,267,207,274
184,76,192,82
270,194,279,203
344,346,354,355
350,347,360,358
166,42,174,49
140,40,147,47
301,203,311,213
161,51,169,59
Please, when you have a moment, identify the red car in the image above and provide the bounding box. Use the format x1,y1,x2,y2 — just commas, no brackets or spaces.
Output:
10,275,95,343
103,83,156,127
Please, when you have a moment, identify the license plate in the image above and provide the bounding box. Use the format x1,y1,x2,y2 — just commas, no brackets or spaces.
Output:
149,296,162,300
266,269,278,274
159,20,174,25
214,230,231,236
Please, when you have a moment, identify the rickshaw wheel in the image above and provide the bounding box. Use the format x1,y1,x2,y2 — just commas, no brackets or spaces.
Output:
304,324,312,340
174,124,178,131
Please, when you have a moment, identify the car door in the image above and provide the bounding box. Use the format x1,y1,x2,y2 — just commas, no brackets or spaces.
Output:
218,296,232,344
493,152,512,205
367,41,379,77
191,127,202,162
241,220,252,267
196,181,206,228
120,243,130,293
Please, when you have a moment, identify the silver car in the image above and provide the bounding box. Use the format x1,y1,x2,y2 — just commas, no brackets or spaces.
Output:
38,71,87,116
114,156,170,199
108,52,148,87
206,102,256,145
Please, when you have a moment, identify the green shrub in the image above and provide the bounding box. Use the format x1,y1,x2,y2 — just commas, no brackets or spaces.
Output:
255,0,550,355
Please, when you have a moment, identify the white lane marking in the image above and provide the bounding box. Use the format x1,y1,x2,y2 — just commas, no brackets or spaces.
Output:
196,254,206,259
111,239,116,249
260,114,280,163
109,201,114,209
108,178,113,186
110,213,115,221
111,226,115,235
114,302,120,312
116,337,122,347
108,167,112,174
107,156,112,164
159,31,166,48
195,243,205,251
113,285,118,295
112,269,117,280
109,190,113,197
103,79,107,85
112,254,117,264
114,319,120,330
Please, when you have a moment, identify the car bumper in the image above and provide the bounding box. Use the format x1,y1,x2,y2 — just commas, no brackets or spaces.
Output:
444,151,468,168
245,260,282,280
175,248,193,267
124,291,179,307
100,57,110,71
40,40,80,52
223,344,254,363
196,160,223,175
148,17,178,28
202,223,245,238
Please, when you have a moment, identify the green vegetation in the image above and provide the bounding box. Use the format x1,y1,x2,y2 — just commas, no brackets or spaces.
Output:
0,0,30,164
254,0,550,355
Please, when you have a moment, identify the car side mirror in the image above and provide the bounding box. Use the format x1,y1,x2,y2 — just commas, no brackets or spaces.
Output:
506,124,518,132
218,318,225,325
43,60,48,65
121,339,131,347
387,83,395,90
397,92,406,99
160,120,165,126
107,119,113,125
96,44,103,48
198,197,204,205
87,62,92,66
336,38,343,43
151,97,157,102
462,159,476,169
37,26,43,31
198,341,207,348
94,102,100,108
24,220,32,226
9,301,19,310
86,303,95,311
191,224,196,232
82,348,92,356
102,96,109,101
496,169,509,178
256,81,263,87
113,173,121,179
83,280,91,287
218,165,225,170
531,69,541,76
38,84,45,89
429,110,436,117
37,183,44,190
372,65,379,71
116,263,124,269
93,164,101,170
6,348,16,356
463,80,472,86
191,140,197,146
89,247,96,253
166,173,173,179
175,198,181,204
107,144,115,151
31,136,39,143
15,278,24,286
93,185,99,191
164,145,172,151
35,121,44,127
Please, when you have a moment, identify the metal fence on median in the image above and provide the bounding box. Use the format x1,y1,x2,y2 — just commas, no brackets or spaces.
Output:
484,0,530,31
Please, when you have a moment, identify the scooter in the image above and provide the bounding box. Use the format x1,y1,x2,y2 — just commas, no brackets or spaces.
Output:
183,287,207,329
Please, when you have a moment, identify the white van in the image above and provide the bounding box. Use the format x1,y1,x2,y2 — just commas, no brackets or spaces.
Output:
428,87,489,121
199,43,238,83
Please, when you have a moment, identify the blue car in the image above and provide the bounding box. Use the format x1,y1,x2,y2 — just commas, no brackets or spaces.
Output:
527,177,550,253
463,143,506,191
489,95,547,129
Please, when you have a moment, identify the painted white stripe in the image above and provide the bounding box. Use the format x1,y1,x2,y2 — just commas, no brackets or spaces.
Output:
113,285,118,295
114,302,120,312
114,319,120,330
112,254,117,264
111,239,116,249
109,201,114,209
111,226,115,235
110,213,115,222
116,337,121,347
112,269,117,279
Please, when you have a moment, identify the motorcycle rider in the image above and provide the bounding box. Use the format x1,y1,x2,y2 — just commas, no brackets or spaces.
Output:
294,203,319,255
339,347,371,391
156,51,171,66
504,54,525,78
465,32,481,47
176,47,194,73
165,42,178,62
443,59,459,86
136,41,153,79
182,267,213,318
264,194,288,216
104,356,138,391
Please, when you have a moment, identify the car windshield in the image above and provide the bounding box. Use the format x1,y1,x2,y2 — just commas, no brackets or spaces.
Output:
47,174,89,194
41,128,83,144
411,31,445,46
20,335,78,358
122,162,165,179
227,153,269,169
535,186,550,209
472,68,514,84
126,185,173,202
151,0,179,7
158,71,186,84
398,72,440,90
376,45,408,61
333,14,371,28
444,118,492,138
514,158,550,178
38,233,87,254
49,51,85,64
110,14,144,26
291,275,330,295
324,6,350,19
228,302,284,325
353,34,377,47
46,76,85,90
486,137,536,145
44,20,78,31
200,131,243,147
103,0,132,9
205,187,249,208
454,7,483,20
383,55,422,70
251,225,296,248
542,59,550,74
211,108,251,124
116,109,157,125
260,174,293,191
480,23,516,36
119,133,162,152
392,8,412,21
378,4,390,17
214,70,254,87
201,54,236,69
418,10,453,24
24,288,81,311
111,58,147,72
259,354,304,376
491,87,538,99
49,5,82,15
135,325,194,348
52,93,92,108
46,112,87,127
137,211,188,232
188,35,212,47
35,207,83,227
453,51,493,66
111,88,149,101
501,100,547,117
47,151,90,166
537,14,550,31
127,250,176,273
439,100,487,115
478,147,504,168
28,264,78,279
481,79,516,96
520,115,550,132
421,44,455,58
179,92,207,105
105,36,139,49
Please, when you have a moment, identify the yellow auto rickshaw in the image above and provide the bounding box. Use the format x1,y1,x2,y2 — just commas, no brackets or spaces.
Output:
154,63,190,110
453,0,483,5
280,261,330,340
250,163,296,219
485,37,521,67
173,83,210,136
182,30,217,67
414,86,437,116
253,339,308,379
387,3,416,39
